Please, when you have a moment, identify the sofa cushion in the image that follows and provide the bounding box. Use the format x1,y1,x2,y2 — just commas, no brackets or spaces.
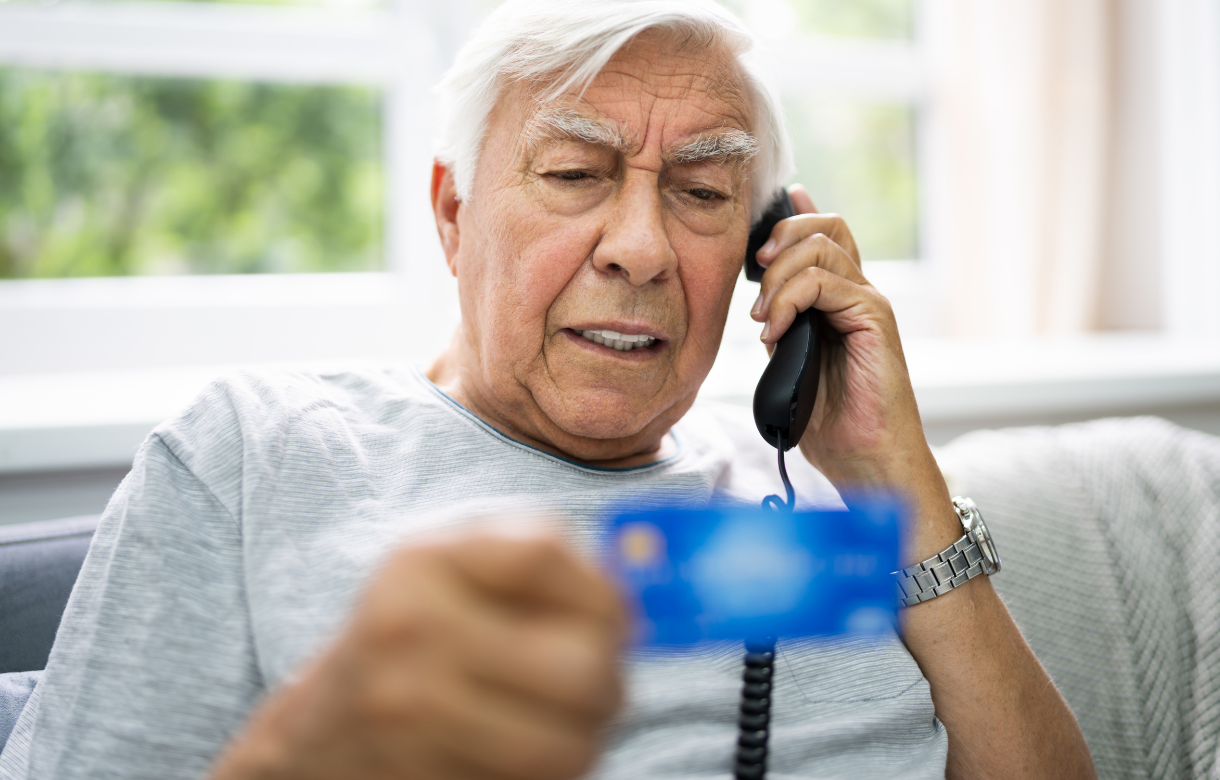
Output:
936,418,1220,779
0,516,99,674
0,670,41,752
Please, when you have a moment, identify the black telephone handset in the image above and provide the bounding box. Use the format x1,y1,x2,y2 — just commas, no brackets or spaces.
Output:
745,191,824,456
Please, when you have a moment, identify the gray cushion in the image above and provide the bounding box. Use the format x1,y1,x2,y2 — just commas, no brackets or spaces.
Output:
0,670,41,751
0,515,98,674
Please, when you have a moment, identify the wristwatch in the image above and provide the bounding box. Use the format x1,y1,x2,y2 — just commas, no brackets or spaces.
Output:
893,496,1001,608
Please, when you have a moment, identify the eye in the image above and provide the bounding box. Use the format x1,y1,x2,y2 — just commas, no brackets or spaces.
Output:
552,170,592,181
687,187,723,202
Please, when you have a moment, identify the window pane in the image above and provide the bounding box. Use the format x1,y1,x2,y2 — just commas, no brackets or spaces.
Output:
786,0,914,40
0,69,383,279
786,96,918,260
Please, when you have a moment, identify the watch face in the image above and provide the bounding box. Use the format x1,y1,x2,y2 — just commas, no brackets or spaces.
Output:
971,511,1002,573
955,497,1001,574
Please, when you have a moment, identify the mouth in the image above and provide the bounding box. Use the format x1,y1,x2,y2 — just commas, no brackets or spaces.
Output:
574,329,659,352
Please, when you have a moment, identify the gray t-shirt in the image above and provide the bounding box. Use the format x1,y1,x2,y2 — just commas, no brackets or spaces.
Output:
0,367,947,779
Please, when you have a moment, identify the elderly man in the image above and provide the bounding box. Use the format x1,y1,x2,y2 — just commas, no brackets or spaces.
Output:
0,1,1095,779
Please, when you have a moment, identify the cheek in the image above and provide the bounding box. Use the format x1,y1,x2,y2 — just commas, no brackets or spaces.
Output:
467,206,599,349
680,251,742,342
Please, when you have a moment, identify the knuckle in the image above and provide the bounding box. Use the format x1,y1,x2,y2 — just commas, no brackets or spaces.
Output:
358,588,450,653
350,655,441,725
395,597,446,641
798,265,828,284
361,673,422,723
507,535,568,579
775,217,802,245
807,232,834,252
871,290,895,317
759,276,779,303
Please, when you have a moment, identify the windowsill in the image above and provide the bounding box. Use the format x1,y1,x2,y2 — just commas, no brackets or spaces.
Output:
3,332,1220,475
0,272,407,308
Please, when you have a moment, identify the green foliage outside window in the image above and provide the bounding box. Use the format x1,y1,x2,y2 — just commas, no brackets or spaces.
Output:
787,97,919,261
787,0,913,40
0,69,383,279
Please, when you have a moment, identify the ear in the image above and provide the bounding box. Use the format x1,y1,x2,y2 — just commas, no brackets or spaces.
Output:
431,159,462,276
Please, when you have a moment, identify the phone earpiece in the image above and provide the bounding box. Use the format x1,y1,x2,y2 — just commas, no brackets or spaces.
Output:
743,191,796,283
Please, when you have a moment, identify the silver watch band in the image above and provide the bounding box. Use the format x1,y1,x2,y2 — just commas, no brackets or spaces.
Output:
893,535,989,607
892,497,999,608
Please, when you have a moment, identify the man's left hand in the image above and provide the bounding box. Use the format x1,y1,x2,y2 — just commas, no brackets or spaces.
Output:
750,184,1097,780
750,184,952,557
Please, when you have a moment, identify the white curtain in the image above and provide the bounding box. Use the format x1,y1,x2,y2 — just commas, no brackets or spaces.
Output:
924,0,1114,337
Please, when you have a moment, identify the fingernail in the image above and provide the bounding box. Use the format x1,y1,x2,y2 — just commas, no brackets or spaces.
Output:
760,321,770,341
750,293,763,317
761,238,776,256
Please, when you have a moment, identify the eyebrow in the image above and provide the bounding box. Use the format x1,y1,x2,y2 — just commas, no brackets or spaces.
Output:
523,108,758,167
669,130,759,166
524,108,635,154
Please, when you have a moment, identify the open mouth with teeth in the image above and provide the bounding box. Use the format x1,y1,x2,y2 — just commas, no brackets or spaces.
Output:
576,329,658,352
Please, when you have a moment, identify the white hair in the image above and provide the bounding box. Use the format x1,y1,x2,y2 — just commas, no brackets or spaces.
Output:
434,0,794,223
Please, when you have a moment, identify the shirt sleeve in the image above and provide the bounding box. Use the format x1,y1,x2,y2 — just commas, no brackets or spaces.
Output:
0,433,263,780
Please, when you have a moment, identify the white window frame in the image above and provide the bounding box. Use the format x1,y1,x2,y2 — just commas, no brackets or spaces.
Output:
3,0,1220,476
0,0,461,374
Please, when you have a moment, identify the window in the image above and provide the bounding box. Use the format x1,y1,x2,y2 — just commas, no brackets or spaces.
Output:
0,0,447,376
0,69,383,279
784,96,919,261
3,0,1218,385
706,0,927,397
733,0,921,263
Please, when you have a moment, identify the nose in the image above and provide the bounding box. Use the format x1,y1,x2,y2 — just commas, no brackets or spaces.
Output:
591,173,679,286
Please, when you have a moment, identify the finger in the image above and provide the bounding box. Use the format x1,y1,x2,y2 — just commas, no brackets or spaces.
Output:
349,565,621,735
753,232,868,324
445,534,627,631
360,540,624,657
463,610,624,722
761,266,892,346
755,212,862,272
788,183,818,215
367,539,624,715
426,674,605,780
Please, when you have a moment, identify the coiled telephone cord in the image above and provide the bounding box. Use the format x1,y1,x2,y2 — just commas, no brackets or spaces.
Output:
736,433,796,780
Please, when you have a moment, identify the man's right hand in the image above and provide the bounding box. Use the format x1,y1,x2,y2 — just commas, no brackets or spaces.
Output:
210,529,629,780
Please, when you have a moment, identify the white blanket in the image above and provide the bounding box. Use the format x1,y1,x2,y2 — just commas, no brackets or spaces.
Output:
936,417,1220,780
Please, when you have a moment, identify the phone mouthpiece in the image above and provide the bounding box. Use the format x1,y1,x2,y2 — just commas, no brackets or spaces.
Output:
752,308,821,451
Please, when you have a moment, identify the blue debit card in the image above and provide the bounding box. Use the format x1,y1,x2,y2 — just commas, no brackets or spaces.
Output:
607,498,903,646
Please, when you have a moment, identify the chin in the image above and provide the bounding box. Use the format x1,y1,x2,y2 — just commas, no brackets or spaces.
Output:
543,384,695,446
536,387,654,440
566,405,654,442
